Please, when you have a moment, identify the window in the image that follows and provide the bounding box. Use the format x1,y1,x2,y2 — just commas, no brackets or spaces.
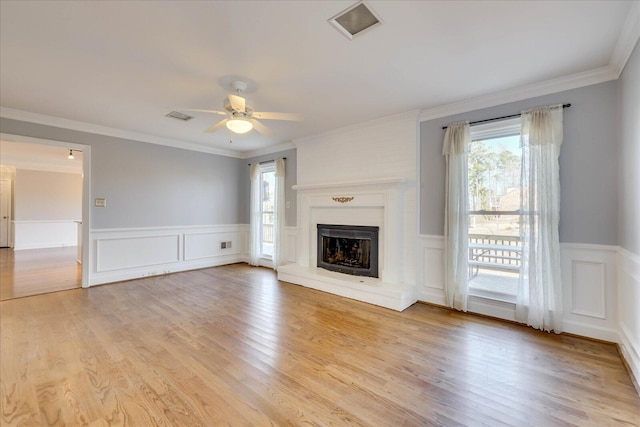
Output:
260,166,275,258
467,119,522,299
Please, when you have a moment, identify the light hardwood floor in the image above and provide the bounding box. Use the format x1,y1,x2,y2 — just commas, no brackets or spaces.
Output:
1,263,638,426
0,247,81,301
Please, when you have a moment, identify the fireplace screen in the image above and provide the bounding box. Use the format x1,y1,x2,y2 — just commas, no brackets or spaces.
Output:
317,224,379,278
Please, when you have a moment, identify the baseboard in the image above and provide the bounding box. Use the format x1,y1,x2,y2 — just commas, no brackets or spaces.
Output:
562,320,620,343
14,242,77,250
89,254,246,286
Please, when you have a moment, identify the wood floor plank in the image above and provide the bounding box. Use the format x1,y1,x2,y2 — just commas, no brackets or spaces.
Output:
1,263,638,426
0,247,81,301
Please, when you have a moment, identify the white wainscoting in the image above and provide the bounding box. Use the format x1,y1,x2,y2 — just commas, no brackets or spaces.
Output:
285,226,297,264
560,243,619,342
618,248,640,387
88,224,248,286
417,235,621,340
416,235,446,306
13,220,78,250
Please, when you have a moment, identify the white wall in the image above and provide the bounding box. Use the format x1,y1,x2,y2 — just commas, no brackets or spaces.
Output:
285,111,419,309
617,40,640,386
13,169,81,249
296,112,418,185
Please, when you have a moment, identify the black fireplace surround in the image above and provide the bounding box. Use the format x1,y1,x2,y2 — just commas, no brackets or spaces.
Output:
317,224,379,278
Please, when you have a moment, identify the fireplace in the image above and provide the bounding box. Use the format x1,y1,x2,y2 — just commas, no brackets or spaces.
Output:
317,224,379,278
277,177,416,311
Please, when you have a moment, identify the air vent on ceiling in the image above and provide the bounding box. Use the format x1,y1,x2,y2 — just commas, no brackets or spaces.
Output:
165,111,193,121
328,1,382,40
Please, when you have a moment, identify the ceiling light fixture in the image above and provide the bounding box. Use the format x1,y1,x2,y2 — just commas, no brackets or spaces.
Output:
226,117,253,134
68,149,75,159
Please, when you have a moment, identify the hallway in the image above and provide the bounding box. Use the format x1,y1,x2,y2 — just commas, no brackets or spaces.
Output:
0,246,81,300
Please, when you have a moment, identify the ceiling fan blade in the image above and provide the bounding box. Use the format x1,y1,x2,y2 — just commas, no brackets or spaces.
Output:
228,94,246,113
180,108,227,116
205,118,228,133
251,112,303,122
249,119,275,137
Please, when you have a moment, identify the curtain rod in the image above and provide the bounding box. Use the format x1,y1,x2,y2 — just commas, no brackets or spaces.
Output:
247,157,286,166
441,103,571,130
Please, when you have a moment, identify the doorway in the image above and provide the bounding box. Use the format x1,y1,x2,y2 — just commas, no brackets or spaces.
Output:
0,179,10,247
0,135,90,299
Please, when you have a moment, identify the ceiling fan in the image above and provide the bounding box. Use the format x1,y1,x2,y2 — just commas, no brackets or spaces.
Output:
181,81,303,137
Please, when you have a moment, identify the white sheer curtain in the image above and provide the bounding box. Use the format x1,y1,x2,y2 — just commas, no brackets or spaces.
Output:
273,158,286,270
249,163,261,266
516,105,563,333
442,121,471,311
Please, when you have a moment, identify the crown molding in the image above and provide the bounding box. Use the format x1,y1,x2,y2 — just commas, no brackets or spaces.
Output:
1,161,81,175
420,66,617,122
241,141,296,159
1,132,89,151
0,165,16,179
610,1,640,77
420,3,639,125
0,107,243,158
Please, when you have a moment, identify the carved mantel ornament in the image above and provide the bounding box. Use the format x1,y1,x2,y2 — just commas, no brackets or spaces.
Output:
332,196,354,204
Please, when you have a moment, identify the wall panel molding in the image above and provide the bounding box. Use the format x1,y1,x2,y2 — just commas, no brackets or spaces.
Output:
89,224,247,286
570,260,606,319
285,226,297,264
416,234,445,305
560,243,618,341
96,234,180,272
618,247,640,389
417,235,620,341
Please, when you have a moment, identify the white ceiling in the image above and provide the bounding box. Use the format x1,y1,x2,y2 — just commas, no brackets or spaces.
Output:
1,1,638,158
0,140,83,174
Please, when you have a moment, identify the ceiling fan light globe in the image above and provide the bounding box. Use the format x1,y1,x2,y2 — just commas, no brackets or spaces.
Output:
226,118,253,134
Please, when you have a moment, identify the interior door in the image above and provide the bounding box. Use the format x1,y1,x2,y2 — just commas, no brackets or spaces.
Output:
0,179,11,247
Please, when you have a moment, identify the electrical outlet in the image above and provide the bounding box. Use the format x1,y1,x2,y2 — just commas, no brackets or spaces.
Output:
95,198,106,207
226,241,232,249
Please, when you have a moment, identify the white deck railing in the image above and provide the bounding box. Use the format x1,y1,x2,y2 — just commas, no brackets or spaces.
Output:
468,234,521,278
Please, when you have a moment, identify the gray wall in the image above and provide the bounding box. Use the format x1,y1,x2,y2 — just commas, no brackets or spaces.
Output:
241,148,297,227
618,41,640,255
420,80,619,245
0,118,244,228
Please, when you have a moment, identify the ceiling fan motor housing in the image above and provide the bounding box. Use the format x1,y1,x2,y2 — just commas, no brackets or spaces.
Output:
224,97,253,115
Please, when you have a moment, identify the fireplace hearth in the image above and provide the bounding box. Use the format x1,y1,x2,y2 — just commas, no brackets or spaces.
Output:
317,224,379,278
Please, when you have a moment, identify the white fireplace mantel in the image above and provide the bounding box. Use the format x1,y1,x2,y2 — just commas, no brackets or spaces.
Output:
277,176,417,311
292,177,406,191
